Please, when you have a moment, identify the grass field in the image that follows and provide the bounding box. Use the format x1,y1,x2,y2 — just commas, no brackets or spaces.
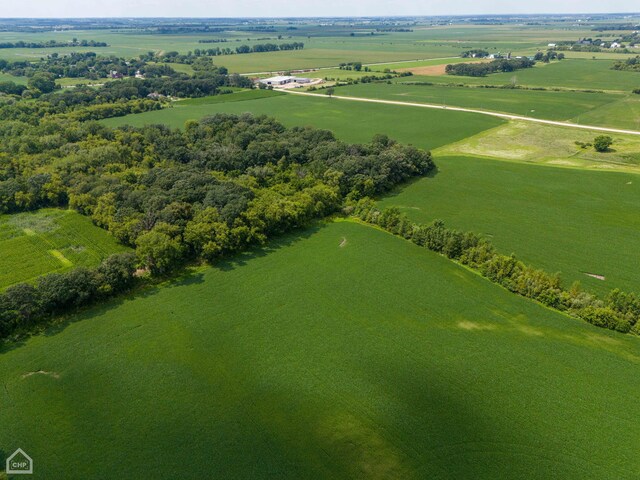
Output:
0,72,26,84
436,121,640,170
1,220,639,479
334,81,624,123
420,59,640,92
103,92,504,150
378,155,640,294
0,209,129,290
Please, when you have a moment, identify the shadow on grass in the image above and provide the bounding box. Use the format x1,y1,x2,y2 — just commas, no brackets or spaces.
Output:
0,222,329,354
375,167,440,202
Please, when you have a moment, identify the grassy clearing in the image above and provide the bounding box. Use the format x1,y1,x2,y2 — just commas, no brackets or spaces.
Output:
1,220,639,479
0,71,26,84
0,209,129,289
102,92,504,150
420,59,640,92
436,121,640,170
335,81,623,123
378,155,640,294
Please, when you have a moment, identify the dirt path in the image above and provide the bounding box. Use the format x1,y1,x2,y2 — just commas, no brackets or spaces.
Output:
282,90,640,137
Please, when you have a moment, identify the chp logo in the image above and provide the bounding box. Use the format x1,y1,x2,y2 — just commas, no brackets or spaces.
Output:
5,448,33,475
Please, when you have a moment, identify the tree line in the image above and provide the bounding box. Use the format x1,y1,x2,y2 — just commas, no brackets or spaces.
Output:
352,201,640,335
146,42,305,64
0,39,108,49
0,114,433,339
612,56,640,72
445,58,536,77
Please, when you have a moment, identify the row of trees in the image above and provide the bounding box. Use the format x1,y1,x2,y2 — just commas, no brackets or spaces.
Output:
0,39,108,49
353,201,640,335
445,58,536,77
0,253,136,337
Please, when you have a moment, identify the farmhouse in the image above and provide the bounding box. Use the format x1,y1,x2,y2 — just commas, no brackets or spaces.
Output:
258,76,312,86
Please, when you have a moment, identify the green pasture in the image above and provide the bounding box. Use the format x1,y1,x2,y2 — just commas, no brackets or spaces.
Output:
0,209,129,290
102,92,504,150
1,220,639,479
378,155,640,294
334,81,623,123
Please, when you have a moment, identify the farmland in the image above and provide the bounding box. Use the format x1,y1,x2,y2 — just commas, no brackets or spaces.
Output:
2,14,640,480
103,91,640,296
103,91,505,149
377,155,640,294
334,81,623,123
0,209,129,290
420,59,640,92
2,220,640,479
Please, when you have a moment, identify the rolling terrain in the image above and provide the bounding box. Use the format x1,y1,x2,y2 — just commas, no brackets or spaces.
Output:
1,221,639,479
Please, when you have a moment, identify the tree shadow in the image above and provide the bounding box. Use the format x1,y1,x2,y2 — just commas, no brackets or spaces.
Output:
213,223,325,272
376,167,440,202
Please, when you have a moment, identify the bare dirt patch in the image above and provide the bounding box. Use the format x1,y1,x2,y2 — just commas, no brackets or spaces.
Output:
22,370,60,379
457,320,498,331
584,272,606,281
398,59,490,76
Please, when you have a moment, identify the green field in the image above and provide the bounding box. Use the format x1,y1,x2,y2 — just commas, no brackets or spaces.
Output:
334,81,624,123
1,220,639,479
420,59,640,93
102,92,504,150
378,155,640,294
0,72,26,84
0,209,129,289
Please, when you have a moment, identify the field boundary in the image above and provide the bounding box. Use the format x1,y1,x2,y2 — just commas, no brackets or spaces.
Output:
283,90,640,136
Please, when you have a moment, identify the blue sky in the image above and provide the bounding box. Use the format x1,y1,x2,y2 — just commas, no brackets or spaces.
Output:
2,0,639,18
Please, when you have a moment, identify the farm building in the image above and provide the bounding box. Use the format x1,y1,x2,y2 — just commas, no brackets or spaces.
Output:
259,76,312,86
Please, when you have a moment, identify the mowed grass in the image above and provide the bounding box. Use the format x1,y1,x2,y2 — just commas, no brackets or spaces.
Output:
1,220,640,479
378,155,640,294
437,121,640,170
0,209,129,289
422,59,640,92
102,92,504,150
334,81,623,123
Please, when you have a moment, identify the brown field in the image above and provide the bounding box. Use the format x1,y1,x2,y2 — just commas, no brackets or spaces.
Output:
398,59,491,76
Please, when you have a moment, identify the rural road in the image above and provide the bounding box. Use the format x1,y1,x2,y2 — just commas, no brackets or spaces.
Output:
282,89,640,136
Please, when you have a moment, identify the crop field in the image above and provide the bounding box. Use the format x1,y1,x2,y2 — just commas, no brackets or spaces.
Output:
419,59,640,92
103,92,504,150
1,220,639,479
574,95,640,131
378,155,640,294
334,81,623,123
0,209,129,289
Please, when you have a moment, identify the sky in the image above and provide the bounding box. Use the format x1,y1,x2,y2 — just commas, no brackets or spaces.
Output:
1,0,639,18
